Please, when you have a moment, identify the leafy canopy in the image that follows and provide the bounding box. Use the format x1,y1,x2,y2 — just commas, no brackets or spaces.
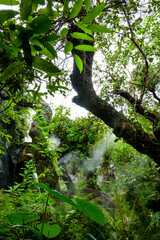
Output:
0,0,160,162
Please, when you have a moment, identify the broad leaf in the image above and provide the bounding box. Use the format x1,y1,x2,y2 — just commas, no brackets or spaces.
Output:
38,48,54,59
0,0,18,5
30,16,51,34
88,24,112,33
71,32,93,41
32,57,61,73
61,28,69,37
74,44,97,52
76,22,92,35
37,223,61,238
41,34,59,42
32,45,42,51
38,8,60,17
34,183,79,209
75,198,105,226
84,0,91,12
0,10,18,24
39,40,57,58
20,0,32,20
82,4,105,23
74,54,83,73
63,0,70,17
70,0,83,19
7,213,40,225
65,41,73,54
34,183,105,226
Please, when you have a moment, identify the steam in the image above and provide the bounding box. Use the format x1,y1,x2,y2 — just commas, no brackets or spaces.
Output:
49,134,61,150
58,151,79,166
58,134,115,176
90,133,115,170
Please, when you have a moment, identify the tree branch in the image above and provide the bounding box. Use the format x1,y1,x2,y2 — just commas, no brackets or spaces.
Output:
113,88,160,123
70,36,160,166
123,8,149,103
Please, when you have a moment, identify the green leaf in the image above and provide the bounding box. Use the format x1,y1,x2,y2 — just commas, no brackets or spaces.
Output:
82,4,105,23
9,23,16,41
0,10,18,24
38,8,60,17
34,183,79,209
0,227,10,233
64,41,73,54
38,48,54,59
75,198,105,226
37,223,61,238
27,226,41,237
74,44,97,52
74,54,83,73
76,22,92,35
7,213,40,225
70,0,83,19
34,183,105,226
41,34,59,42
32,57,61,73
0,39,10,51
20,0,32,20
63,0,70,17
0,0,18,5
61,28,69,37
88,24,112,33
0,62,24,82
148,57,154,63
71,32,93,41
44,72,63,78
30,16,51,34
113,82,119,88
32,45,42,51
32,0,45,4
84,0,91,12
47,84,69,93
39,40,57,58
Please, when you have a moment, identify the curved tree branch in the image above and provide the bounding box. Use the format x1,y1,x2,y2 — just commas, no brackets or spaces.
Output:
113,88,160,123
70,37,160,166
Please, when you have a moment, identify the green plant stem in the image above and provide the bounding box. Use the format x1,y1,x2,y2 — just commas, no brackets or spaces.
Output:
40,193,50,240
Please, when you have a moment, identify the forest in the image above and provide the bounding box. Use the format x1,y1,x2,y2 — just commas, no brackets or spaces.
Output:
0,0,160,239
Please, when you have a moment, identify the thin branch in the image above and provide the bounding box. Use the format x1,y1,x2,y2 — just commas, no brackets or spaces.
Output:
123,8,149,103
113,88,160,123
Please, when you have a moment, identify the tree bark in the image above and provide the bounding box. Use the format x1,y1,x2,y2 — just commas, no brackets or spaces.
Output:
70,42,160,166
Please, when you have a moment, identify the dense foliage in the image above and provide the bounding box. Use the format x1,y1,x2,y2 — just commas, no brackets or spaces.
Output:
0,0,160,163
0,106,160,239
0,0,160,239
